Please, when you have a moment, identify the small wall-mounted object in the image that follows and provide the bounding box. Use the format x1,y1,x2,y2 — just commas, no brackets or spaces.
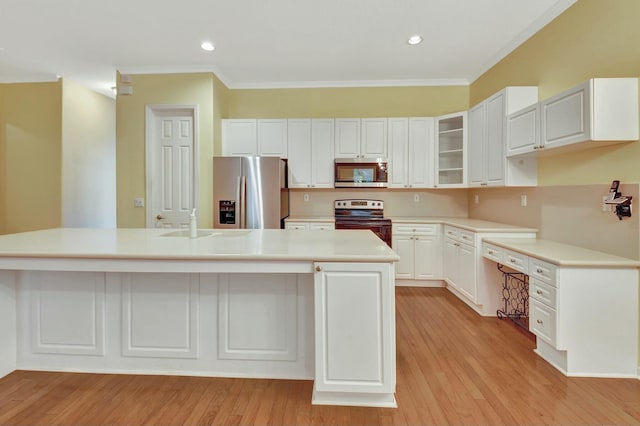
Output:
118,85,133,96
604,180,632,220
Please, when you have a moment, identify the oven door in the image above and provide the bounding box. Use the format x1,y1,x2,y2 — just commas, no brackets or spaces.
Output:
335,220,392,248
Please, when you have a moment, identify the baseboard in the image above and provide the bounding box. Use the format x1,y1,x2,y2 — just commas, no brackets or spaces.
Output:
395,279,444,288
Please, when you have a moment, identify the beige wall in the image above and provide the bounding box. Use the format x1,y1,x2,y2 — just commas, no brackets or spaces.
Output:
0,81,62,234
116,73,215,228
62,79,116,228
212,73,229,156
470,0,640,186
227,86,469,119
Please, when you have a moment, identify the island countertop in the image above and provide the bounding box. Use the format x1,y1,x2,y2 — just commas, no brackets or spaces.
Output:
0,228,399,263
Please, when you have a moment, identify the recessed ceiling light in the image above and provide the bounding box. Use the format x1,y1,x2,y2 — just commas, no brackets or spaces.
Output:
407,35,423,45
200,41,215,52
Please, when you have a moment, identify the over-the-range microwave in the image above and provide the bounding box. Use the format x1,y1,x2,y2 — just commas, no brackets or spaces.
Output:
334,158,388,188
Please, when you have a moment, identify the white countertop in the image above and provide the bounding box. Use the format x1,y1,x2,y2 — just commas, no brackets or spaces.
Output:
287,216,538,233
0,228,399,263
483,238,640,268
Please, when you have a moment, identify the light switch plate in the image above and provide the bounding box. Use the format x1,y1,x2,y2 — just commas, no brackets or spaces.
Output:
134,197,144,207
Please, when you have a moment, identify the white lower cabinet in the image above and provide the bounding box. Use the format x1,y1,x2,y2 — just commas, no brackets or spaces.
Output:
443,226,477,302
313,262,396,407
392,224,441,281
285,220,334,231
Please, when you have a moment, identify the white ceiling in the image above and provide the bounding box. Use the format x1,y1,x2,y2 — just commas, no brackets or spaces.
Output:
0,0,576,98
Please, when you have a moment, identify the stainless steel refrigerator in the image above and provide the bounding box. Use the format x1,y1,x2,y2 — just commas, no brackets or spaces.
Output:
213,156,289,229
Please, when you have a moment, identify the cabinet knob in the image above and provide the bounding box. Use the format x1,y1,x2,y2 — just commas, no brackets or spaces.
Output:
536,268,543,273
488,250,494,255
533,146,539,150
536,290,543,295
536,319,543,324
509,258,517,263
315,265,322,272
415,237,419,241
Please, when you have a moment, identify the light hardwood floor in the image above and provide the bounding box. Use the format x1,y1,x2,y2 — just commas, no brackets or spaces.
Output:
1,287,639,425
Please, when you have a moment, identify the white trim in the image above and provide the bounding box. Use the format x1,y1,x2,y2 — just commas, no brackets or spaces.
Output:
118,64,232,86
312,389,397,408
145,104,199,229
469,0,577,84
395,279,445,288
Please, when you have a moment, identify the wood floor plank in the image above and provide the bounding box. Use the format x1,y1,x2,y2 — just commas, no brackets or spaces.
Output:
1,287,639,425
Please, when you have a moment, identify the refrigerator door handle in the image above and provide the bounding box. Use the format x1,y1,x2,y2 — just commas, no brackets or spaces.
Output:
239,175,247,229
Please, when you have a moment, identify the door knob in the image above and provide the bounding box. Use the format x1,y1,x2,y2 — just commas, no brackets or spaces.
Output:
156,214,165,220
315,265,322,272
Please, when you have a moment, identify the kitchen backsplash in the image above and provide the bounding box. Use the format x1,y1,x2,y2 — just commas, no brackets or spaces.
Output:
289,188,469,218
467,184,640,260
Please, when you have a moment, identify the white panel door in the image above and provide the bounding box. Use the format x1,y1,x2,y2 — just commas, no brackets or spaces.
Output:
387,118,408,188
314,262,395,394
287,119,312,188
443,238,458,287
408,117,434,188
392,235,414,279
311,119,335,188
334,119,360,158
456,243,477,302
414,235,442,280
258,119,288,157
486,92,506,186
222,119,257,156
149,108,195,229
506,104,539,156
361,118,388,158
468,102,486,186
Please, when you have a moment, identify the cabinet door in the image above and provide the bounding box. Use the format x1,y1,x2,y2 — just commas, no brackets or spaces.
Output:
287,119,312,188
311,119,335,188
258,119,288,157
387,118,409,188
467,103,486,187
408,118,434,188
313,262,395,394
361,118,388,158
222,119,257,156
541,81,589,150
485,92,505,186
392,235,414,279
414,235,442,279
334,119,360,158
506,104,539,156
456,243,477,302
435,112,466,188
443,237,458,286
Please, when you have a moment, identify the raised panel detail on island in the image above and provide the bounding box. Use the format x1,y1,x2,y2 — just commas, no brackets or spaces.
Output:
29,271,106,356
218,274,297,361
313,262,396,407
121,272,199,359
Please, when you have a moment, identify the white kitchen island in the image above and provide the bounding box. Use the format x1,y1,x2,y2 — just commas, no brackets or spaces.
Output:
0,228,399,408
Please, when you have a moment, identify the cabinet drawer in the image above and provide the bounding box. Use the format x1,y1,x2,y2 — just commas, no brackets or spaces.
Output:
286,222,309,231
528,258,557,287
310,223,335,231
530,277,557,308
443,225,459,240
503,249,528,273
393,224,438,235
530,298,557,346
458,229,475,247
482,243,504,263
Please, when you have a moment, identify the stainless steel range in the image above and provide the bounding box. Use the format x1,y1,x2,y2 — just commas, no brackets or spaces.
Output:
334,199,392,247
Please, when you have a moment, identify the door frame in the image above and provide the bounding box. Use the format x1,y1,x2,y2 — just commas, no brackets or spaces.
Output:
145,104,199,228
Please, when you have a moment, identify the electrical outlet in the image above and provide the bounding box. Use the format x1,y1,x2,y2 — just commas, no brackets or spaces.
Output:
414,194,420,203
134,197,144,207
520,195,527,207
303,194,309,202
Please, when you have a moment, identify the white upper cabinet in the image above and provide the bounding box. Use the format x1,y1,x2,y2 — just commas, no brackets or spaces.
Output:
469,87,538,187
508,78,638,157
434,111,467,188
287,119,334,188
222,119,257,156
389,118,434,188
335,118,388,159
222,119,288,157
257,119,288,157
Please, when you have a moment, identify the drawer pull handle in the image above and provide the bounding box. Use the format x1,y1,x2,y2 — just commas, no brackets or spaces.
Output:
509,258,517,263
536,290,543,295
537,319,543,324
488,250,494,255
315,266,322,272
536,268,543,273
